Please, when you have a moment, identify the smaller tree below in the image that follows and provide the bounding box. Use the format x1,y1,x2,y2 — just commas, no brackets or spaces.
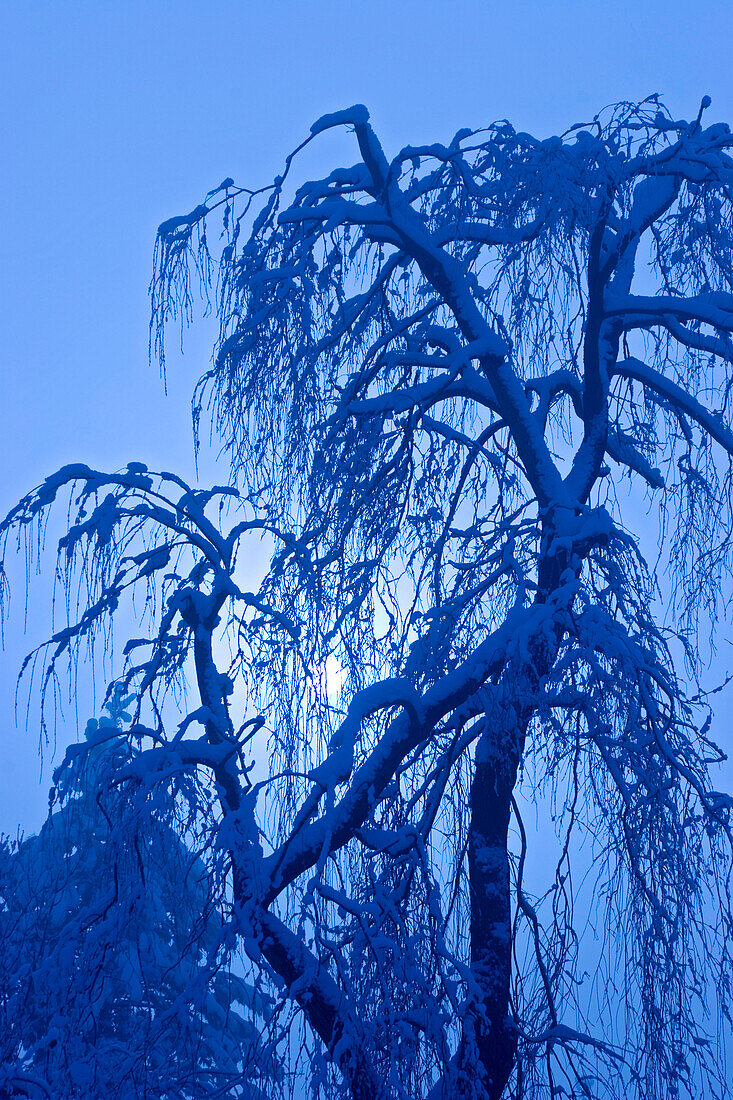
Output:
0,685,275,1100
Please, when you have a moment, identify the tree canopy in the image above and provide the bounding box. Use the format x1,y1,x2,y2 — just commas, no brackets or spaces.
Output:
2,96,733,1099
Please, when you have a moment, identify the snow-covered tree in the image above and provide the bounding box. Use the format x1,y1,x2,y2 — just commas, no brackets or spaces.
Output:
0,686,274,1099
2,96,733,1099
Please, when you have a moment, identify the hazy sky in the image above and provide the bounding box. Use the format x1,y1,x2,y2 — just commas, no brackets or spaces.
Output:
2,0,732,833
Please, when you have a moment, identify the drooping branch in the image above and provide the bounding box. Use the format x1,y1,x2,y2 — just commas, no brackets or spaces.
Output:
612,356,733,457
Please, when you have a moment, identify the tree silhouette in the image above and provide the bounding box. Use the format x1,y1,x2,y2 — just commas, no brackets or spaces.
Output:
3,96,733,1099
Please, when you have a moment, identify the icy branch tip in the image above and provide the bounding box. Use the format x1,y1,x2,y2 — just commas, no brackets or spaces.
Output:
310,105,370,137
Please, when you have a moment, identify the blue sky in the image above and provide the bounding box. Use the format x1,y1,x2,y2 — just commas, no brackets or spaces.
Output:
2,0,733,833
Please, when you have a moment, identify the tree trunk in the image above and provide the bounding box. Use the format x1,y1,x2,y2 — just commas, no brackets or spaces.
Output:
460,699,526,1099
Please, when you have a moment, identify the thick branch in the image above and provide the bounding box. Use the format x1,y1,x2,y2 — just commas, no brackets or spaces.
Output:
606,291,733,334
248,906,381,1100
262,604,556,903
347,114,566,509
